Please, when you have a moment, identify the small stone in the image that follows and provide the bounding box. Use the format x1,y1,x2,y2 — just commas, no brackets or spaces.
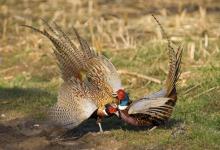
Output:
1,114,6,118
33,124,40,128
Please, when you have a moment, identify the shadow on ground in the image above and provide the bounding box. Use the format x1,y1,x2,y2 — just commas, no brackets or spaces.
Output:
0,116,183,150
0,86,56,102
0,86,56,112
63,117,183,139
0,87,183,149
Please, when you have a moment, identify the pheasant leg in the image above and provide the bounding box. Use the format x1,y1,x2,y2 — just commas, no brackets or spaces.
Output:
148,126,157,132
96,116,104,133
98,122,103,132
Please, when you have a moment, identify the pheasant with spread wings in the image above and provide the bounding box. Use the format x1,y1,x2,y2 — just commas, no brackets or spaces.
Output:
24,21,122,132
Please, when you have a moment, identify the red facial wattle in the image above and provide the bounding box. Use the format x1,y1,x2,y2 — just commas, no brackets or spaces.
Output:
117,89,126,101
108,106,117,113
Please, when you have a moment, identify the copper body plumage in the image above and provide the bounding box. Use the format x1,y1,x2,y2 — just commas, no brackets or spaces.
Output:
118,44,182,126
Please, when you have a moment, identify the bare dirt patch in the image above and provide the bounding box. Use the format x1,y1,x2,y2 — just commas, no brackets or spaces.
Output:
0,118,130,150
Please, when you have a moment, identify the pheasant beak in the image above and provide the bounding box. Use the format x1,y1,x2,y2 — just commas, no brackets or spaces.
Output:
112,92,118,98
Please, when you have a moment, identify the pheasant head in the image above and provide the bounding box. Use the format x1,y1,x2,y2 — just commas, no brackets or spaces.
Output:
113,89,130,110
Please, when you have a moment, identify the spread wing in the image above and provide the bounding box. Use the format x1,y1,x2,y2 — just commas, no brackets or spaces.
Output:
49,78,97,129
128,97,173,120
23,21,122,93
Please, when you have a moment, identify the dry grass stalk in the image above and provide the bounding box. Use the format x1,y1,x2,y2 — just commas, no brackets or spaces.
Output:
2,19,7,39
192,86,220,99
117,70,161,84
183,84,201,95
188,42,195,60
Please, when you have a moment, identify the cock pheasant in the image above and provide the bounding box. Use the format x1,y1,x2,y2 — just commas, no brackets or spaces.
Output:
110,45,182,126
107,16,183,127
23,21,123,132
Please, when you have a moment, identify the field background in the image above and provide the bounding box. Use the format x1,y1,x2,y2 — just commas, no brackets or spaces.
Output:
0,0,220,149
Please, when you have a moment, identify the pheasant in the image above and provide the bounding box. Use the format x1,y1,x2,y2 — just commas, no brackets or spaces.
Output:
107,16,183,127
23,21,123,132
109,45,182,126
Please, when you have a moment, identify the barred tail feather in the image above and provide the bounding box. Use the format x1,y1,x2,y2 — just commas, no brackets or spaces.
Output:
152,15,183,97
165,45,183,97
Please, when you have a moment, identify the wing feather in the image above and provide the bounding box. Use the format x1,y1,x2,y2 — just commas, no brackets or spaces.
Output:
23,22,122,93
49,78,97,129
128,97,173,120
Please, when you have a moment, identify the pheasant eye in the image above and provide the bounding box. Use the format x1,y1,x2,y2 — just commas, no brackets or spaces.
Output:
117,89,126,100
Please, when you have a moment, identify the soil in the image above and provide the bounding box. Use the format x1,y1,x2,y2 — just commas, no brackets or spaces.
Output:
0,118,129,150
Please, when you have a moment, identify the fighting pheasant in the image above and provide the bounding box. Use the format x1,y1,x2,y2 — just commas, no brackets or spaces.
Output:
108,45,182,126
107,16,183,127
23,21,123,132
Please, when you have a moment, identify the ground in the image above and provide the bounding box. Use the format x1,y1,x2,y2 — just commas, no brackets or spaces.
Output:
0,0,220,150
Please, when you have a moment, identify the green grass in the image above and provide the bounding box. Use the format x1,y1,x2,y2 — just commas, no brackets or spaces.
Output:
0,42,219,149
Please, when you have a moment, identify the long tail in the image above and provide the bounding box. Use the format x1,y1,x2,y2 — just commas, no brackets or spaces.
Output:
152,15,183,100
